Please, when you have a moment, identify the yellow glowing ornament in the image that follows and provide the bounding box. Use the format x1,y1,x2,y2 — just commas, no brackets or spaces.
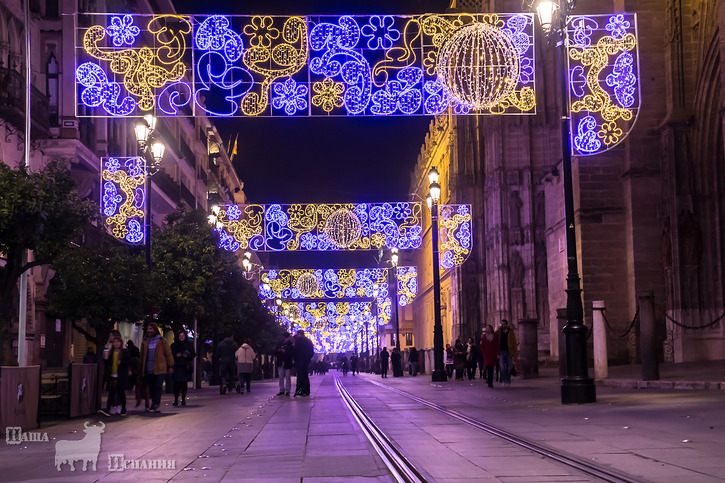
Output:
323,208,362,249
436,21,520,110
296,272,320,298
311,77,345,112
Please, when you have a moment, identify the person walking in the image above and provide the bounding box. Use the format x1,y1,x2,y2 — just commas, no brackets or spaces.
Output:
453,339,466,381
480,325,499,388
465,337,479,381
235,338,256,394
99,336,131,416
380,347,390,378
216,333,238,394
340,356,349,376
350,353,359,376
171,330,196,406
408,346,419,376
444,343,454,379
495,319,518,386
275,332,294,396
391,347,403,377
139,323,174,413
294,330,314,396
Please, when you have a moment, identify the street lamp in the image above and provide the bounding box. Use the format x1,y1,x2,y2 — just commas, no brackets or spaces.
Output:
134,116,165,269
390,248,400,352
533,0,596,404
427,167,446,382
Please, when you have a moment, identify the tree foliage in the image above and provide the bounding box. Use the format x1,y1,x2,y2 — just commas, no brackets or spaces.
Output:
49,237,147,346
0,161,96,363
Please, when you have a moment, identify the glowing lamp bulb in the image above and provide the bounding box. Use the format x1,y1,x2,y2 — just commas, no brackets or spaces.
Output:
150,142,165,164
536,0,558,32
134,121,149,144
429,182,441,202
428,167,439,184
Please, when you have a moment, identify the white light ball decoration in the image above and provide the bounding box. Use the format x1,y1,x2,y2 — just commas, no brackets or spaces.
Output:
287,304,302,321
323,208,363,249
436,22,520,110
296,272,319,298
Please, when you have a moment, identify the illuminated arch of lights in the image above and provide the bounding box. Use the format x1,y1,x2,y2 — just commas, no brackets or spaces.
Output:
567,14,640,156
75,13,536,117
269,301,377,354
259,265,418,326
100,157,146,243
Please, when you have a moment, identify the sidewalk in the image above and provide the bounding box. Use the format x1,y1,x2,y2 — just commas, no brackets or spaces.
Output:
595,359,725,390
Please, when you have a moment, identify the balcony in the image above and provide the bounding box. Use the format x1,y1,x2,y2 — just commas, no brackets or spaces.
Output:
180,182,196,208
0,67,51,138
152,170,180,205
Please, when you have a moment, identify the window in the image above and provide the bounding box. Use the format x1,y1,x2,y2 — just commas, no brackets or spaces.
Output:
405,333,413,346
46,52,59,126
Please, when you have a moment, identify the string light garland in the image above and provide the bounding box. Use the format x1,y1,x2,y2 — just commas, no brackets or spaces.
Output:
296,272,320,297
75,13,536,117
438,204,473,269
567,14,639,155
323,208,363,249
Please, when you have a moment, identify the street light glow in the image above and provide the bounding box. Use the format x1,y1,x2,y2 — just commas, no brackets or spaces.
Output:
429,182,441,202
428,167,439,184
535,0,558,32
150,141,165,164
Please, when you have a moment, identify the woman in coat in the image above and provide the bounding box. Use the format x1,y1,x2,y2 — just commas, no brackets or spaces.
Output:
480,325,500,388
171,330,196,406
235,338,256,394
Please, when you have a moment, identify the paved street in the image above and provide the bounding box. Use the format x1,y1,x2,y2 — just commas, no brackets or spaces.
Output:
2,364,725,482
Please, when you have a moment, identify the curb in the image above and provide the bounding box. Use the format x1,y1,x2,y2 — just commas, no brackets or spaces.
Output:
596,379,724,391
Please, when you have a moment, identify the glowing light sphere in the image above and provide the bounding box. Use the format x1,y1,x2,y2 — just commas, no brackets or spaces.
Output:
288,304,302,321
296,272,319,298
324,208,362,249
436,22,520,110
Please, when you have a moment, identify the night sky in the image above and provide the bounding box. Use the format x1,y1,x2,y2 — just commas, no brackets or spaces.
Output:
173,0,451,267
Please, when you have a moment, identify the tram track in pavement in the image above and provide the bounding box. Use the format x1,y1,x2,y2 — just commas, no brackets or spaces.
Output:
336,375,648,483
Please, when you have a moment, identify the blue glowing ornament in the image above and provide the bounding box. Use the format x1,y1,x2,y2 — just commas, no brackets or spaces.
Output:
361,15,400,50
605,14,631,38
573,116,602,154
103,182,123,217
371,67,423,115
606,52,636,108
158,82,192,115
76,62,136,116
272,78,309,115
126,220,144,243
106,15,141,47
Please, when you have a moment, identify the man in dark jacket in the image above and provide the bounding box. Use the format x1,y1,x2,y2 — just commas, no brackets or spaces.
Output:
380,347,390,378
216,334,238,394
293,330,314,396
275,332,294,396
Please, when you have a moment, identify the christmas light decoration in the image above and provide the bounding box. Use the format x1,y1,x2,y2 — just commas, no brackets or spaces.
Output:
75,13,536,117
296,272,320,297
101,157,146,243
439,204,473,269
566,14,639,156
323,208,363,248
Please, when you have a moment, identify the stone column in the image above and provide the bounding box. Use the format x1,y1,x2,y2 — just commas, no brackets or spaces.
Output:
518,319,538,378
592,301,608,379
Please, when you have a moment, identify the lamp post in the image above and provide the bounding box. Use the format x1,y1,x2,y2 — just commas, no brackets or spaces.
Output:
390,248,400,351
534,0,596,404
134,115,165,269
427,167,446,382
275,297,282,325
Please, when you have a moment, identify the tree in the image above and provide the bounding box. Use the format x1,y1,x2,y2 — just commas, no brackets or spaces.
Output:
48,236,147,348
0,161,96,364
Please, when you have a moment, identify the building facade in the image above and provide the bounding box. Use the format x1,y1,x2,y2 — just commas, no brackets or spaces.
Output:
409,0,725,364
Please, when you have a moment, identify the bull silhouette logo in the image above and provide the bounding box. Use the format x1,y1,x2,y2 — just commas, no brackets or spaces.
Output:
54,421,105,471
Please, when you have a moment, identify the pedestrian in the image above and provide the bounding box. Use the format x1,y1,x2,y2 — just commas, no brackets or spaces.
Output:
453,339,466,380
140,323,174,412
380,347,390,378
275,332,294,396
98,336,131,416
83,347,97,363
391,347,403,377
293,330,314,396
126,340,140,359
350,353,359,376
495,319,518,386
477,335,485,380
444,343,454,379
216,333,238,394
171,330,196,406
235,338,255,394
340,356,349,376
466,337,479,380
408,346,419,376
102,329,122,391
480,325,499,388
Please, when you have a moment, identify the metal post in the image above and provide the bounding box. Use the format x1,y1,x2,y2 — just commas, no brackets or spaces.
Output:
557,8,596,404
145,158,153,269
18,0,33,366
391,267,400,351
430,201,446,382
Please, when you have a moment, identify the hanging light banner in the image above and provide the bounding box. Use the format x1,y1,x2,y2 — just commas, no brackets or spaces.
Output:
75,13,535,118
439,204,472,269
100,157,146,243
259,265,418,324
210,202,424,252
566,13,639,156
271,301,377,353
